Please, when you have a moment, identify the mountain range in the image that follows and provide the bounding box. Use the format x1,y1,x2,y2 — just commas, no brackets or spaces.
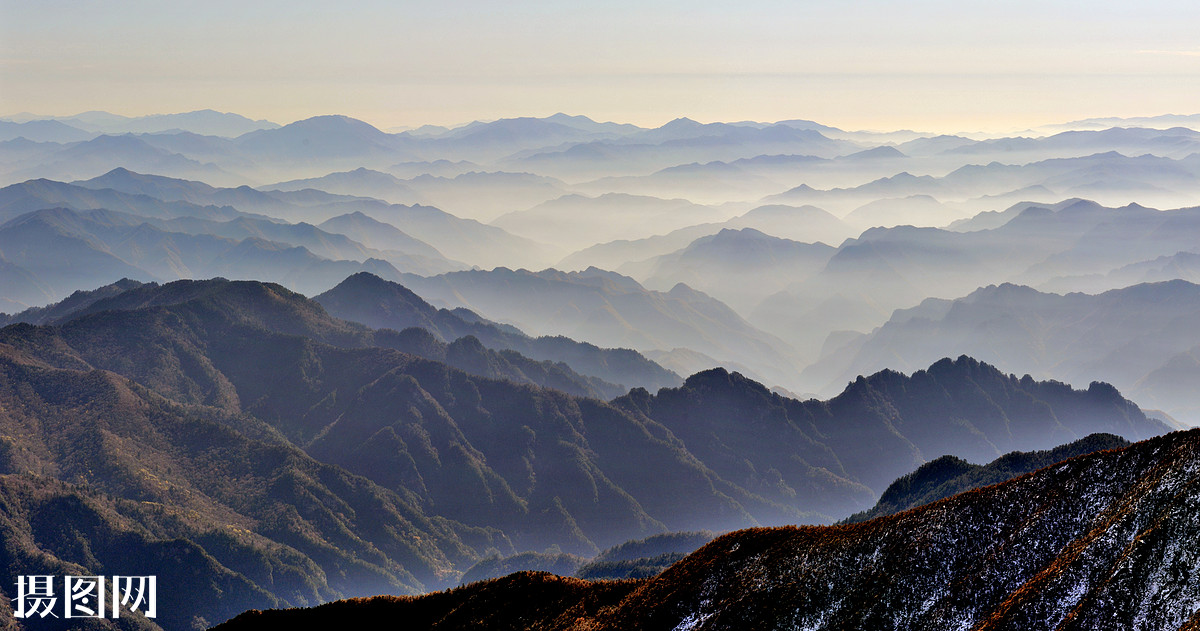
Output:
394,266,809,389
3,109,280,137
213,427,1200,630
556,204,854,273
76,167,556,269
0,276,1169,629
618,228,836,314
0,203,415,305
803,280,1200,424
313,272,681,393
766,152,1200,217
842,432,1131,523
749,198,1200,369
490,192,728,252
3,108,1200,630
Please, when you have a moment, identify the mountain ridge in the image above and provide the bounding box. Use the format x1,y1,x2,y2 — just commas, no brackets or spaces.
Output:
314,272,681,393
213,427,1200,630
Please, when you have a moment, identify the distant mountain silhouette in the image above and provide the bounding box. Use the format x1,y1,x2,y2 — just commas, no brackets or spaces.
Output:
842,145,907,160
895,133,979,155
557,223,726,272
803,280,1200,425
0,118,94,143
767,171,949,215
386,158,482,177
6,133,244,186
619,228,836,315
78,166,311,216
949,126,1200,160
1040,250,1200,295
314,272,680,392
491,192,726,251
726,203,854,244
323,202,557,269
763,151,1200,216
398,170,568,222
232,115,416,172
0,200,443,303
315,210,449,259
7,109,279,136
419,116,629,163
542,113,643,136
1039,114,1200,133
557,204,853,272
397,266,808,390
0,207,156,298
573,158,793,203
751,198,1200,368
0,176,256,222
72,168,463,272
842,194,968,229
264,167,424,205
70,167,551,269
510,124,860,179
0,253,54,308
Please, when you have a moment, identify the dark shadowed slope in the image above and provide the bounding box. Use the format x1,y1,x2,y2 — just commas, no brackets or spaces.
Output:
0,278,1176,630
216,428,1200,631
5,279,1164,562
618,357,1164,504
0,279,820,558
0,341,494,631
36,276,624,400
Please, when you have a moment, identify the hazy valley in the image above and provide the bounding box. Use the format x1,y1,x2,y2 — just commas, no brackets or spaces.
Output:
1,108,1199,629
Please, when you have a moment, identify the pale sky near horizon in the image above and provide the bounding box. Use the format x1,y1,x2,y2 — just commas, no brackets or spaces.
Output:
2,0,1198,133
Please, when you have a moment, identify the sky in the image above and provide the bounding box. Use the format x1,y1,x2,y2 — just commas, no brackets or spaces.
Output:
2,0,1198,133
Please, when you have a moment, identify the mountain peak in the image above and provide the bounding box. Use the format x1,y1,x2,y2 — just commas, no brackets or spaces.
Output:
711,227,771,241
662,117,702,129
965,282,1044,301
290,114,371,127
546,113,598,125
844,145,907,160
667,282,711,301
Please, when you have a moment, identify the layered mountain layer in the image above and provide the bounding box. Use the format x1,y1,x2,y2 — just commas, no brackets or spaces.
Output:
0,277,1168,629
217,428,1200,631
